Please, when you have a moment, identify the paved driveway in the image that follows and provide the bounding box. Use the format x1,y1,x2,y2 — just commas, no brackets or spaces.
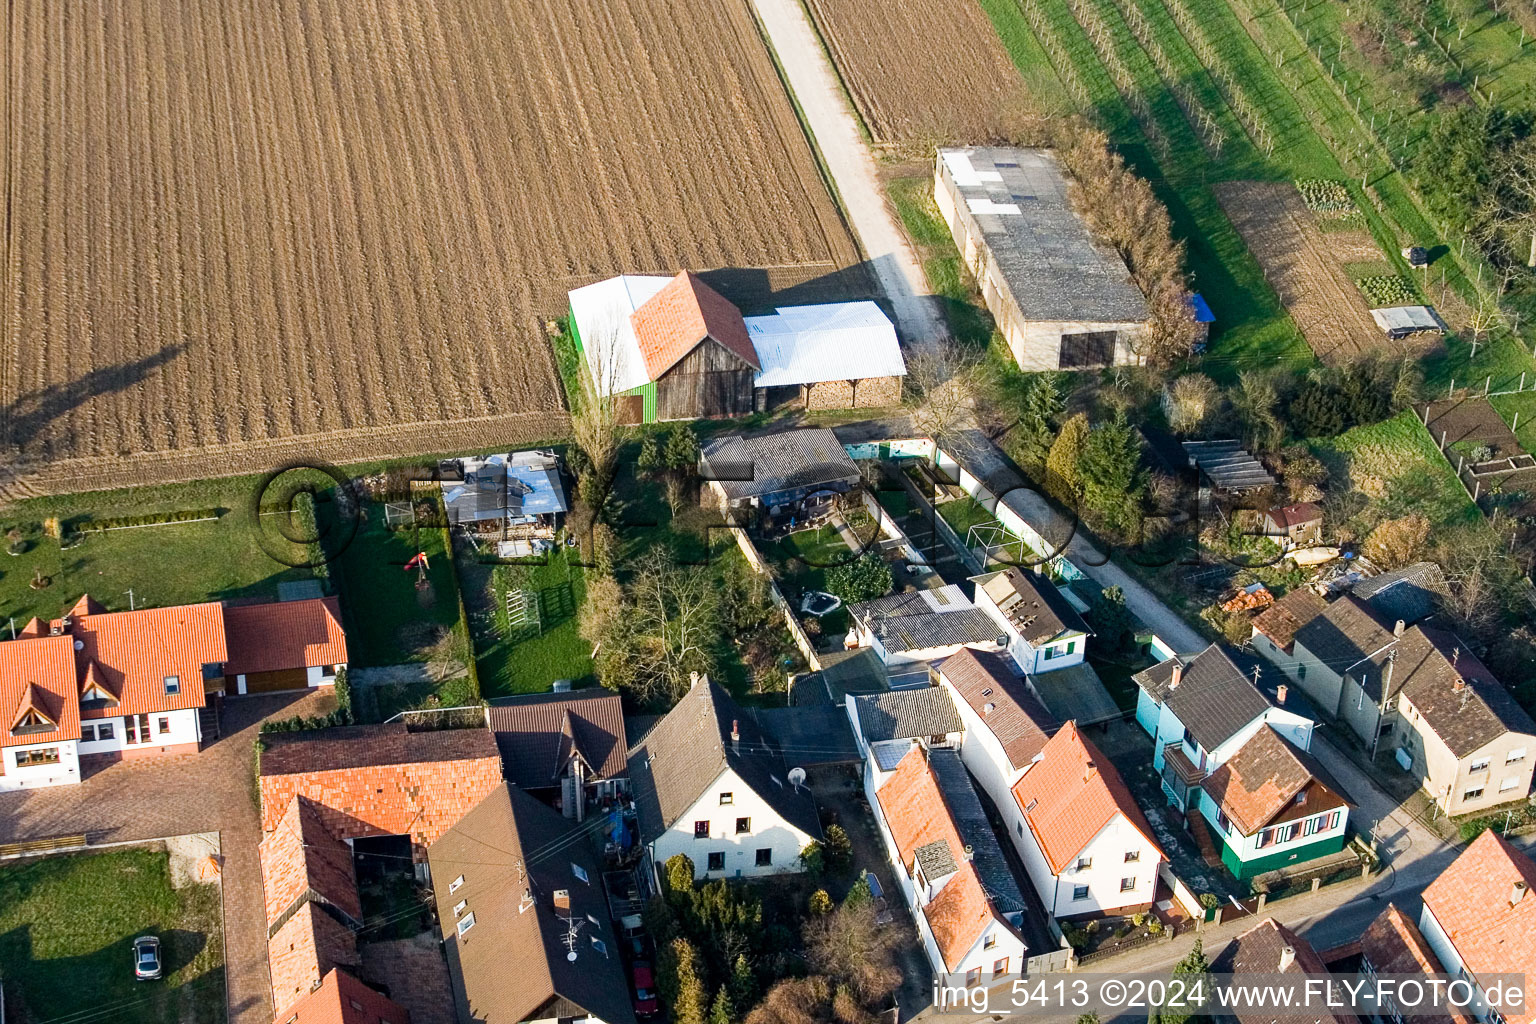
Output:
0,689,334,1024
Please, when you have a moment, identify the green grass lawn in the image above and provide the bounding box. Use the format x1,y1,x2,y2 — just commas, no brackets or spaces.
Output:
325,499,465,667
471,545,594,696
0,507,316,627
0,847,224,1024
937,495,1003,540
1308,410,1481,528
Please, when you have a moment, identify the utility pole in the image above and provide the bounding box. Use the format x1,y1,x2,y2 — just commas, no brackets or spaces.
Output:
1370,650,1396,762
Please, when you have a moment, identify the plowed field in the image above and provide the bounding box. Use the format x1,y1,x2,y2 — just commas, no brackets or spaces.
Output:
2,0,861,495
1214,182,1427,366
803,0,1024,145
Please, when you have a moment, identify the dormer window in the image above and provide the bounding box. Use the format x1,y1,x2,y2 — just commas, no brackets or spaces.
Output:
163,675,181,696
12,710,53,736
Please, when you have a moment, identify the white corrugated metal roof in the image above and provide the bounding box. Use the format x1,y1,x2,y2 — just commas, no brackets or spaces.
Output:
1370,305,1446,333
745,301,906,388
566,275,671,394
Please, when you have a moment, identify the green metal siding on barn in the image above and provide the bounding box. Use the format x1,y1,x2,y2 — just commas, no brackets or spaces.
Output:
567,309,658,423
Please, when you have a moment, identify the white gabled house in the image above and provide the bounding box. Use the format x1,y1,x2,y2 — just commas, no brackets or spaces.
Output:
868,743,1029,986
1133,645,1314,812
1132,645,1354,881
1008,721,1163,919
972,568,1091,674
934,646,1057,815
627,676,821,880
846,586,1006,668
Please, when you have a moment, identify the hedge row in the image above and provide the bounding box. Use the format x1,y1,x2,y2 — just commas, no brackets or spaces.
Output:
76,508,225,533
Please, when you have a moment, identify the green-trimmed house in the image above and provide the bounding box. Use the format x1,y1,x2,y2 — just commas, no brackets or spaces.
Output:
1133,645,1352,880
566,271,759,424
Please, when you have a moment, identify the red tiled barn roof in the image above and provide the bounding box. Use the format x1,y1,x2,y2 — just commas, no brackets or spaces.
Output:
628,271,758,380
277,968,411,1024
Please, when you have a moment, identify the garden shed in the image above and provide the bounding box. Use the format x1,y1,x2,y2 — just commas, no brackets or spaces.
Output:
1370,305,1448,340
699,428,862,526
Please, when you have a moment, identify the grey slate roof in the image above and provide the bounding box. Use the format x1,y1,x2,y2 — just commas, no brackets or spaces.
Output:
849,586,1002,654
974,567,1091,646
1182,440,1276,491
1028,661,1122,727
429,784,636,1024
1351,561,1447,627
853,687,963,743
1293,595,1396,687
928,747,1028,919
1133,645,1272,751
747,706,861,766
699,428,861,502
1387,627,1535,758
935,148,1148,323
626,678,821,843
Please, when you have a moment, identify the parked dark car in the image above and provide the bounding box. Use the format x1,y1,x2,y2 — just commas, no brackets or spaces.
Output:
133,935,162,981
631,959,659,1018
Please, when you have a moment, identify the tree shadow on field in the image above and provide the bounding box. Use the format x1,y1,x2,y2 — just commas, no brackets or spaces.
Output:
3,343,187,451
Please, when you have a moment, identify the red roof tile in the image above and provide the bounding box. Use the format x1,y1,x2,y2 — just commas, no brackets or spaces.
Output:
1011,721,1160,874
1422,831,1536,1023
224,598,348,677
1199,726,1351,836
875,746,966,873
1252,589,1327,653
0,635,81,748
65,599,228,720
1266,503,1323,529
275,968,411,1024
925,864,995,971
628,271,758,380
260,795,363,928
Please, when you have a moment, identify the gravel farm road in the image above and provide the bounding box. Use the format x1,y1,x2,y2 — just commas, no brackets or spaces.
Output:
748,0,950,350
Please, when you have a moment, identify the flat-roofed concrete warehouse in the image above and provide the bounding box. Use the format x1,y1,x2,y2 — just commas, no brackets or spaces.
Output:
934,147,1150,370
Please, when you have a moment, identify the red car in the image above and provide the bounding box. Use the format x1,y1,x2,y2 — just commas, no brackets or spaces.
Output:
631,959,659,1018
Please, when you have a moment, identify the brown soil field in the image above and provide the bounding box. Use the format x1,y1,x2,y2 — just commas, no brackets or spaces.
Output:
803,0,1025,145
1,0,863,496
1213,182,1435,366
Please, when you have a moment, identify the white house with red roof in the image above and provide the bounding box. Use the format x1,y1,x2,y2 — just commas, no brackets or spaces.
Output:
1419,830,1536,1024
935,647,1057,810
0,593,349,788
868,744,1028,986
1008,721,1163,919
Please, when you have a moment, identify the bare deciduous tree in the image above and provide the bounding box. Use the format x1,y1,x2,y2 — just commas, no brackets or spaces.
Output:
904,340,986,456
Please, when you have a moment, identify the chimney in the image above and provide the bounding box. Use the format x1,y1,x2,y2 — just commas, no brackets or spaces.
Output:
983,702,996,716
731,719,740,751
1276,684,1288,705
1279,946,1296,972
1453,676,1467,693
1170,662,1183,689
963,844,975,862
553,889,570,912
690,671,701,687
1394,619,1406,637
1084,760,1097,783
1512,880,1528,907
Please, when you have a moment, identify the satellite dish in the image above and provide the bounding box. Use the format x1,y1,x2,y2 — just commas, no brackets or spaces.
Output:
787,767,807,791
567,951,578,962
